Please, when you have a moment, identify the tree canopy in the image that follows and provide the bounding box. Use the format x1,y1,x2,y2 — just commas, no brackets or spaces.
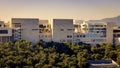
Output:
0,40,120,68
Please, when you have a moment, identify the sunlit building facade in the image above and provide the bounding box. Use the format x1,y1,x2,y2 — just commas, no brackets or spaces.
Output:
11,18,39,44
0,18,119,45
39,20,52,42
51,19,74,43
0,21,12,42
74,22,114,45
113,27,120,45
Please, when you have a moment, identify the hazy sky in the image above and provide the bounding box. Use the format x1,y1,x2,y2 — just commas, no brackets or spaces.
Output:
0,0,120,22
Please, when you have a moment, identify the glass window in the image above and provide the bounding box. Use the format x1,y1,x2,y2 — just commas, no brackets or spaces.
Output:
39,24,46,28
60,29,64,31
67,35,69,38
67,35,72,38
77,35,79,37
83,35,85,37
70,35,72,38
0,30,8,34
113,30,120,33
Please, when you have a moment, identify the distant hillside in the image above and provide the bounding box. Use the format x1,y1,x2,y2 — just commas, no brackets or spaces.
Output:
87,15,120,26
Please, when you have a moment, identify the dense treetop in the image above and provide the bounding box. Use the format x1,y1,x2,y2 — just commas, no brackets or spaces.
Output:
0,40,120,68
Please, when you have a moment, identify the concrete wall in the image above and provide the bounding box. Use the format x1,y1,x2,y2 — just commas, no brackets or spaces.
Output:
51,19,74,43
12,18,39,43
106,22,114,44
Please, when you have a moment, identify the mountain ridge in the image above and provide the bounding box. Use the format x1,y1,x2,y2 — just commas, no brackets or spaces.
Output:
87,15,120,26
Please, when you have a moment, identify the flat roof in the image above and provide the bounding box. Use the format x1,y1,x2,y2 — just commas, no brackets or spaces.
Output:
88,60,119,67
12,18,39,20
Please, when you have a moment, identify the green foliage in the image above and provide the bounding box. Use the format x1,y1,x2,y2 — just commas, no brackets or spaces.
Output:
0,41,120,68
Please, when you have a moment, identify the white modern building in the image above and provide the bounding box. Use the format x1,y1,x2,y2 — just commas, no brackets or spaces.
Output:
0,21,12,42
11,18,39,44
113,27,120,44
73,22,114,45
39,20,52,42
0,18,119,45
51,19,74,43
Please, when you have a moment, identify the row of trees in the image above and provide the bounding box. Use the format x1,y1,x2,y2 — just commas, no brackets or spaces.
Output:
0,40,120,68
